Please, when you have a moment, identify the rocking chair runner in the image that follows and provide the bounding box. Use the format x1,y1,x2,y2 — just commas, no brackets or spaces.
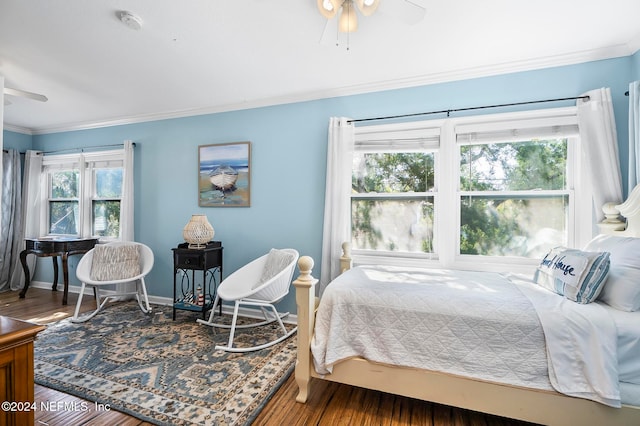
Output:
71,241,153,323
197,248,299,352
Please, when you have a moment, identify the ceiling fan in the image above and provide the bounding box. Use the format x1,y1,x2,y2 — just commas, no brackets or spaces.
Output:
316,0,427,47
3,87,48,106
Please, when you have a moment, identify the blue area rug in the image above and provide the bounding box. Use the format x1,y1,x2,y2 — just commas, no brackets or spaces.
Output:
34,302,296,425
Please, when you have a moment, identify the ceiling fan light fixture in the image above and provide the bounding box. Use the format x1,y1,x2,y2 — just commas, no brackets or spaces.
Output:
339,0,358,33
355,0,380,17
117,10,143,30
317,0,342,19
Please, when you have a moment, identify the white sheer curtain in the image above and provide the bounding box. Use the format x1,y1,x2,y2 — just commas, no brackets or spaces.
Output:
116,140,135,297
120,140,135,241
15,150,43,289
320,117,354,294
577,88,623,225
629,81,640,192
23,151,43,239
1,150,23,291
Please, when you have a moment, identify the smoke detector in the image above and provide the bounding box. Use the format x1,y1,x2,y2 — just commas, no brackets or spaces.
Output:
117,11,143,30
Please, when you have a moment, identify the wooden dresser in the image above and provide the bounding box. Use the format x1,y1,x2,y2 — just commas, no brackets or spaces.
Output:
0,316,45,426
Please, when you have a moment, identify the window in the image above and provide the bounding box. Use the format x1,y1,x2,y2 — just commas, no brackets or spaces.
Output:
48,169,80,234
352,151,435,253
91,166,123,237
351,122,441,257
351,108,586,271
42,150,125,240
457,139,572,258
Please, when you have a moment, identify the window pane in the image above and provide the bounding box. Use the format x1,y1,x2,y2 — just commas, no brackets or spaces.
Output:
49,201,79,234
51,171,79,198
95,168,123,198
352,198,434,253
460,139,567,191
353,152,434,193
93,200,120,237
460,195,568,257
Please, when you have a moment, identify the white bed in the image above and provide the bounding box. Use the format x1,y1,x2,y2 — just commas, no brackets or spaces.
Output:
293,191,640,425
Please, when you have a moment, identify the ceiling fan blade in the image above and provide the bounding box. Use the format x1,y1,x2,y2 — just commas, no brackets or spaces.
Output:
378,0,426,25
3,87,48,102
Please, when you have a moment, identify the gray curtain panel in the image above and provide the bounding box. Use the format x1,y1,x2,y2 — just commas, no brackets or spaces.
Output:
0,149,24,291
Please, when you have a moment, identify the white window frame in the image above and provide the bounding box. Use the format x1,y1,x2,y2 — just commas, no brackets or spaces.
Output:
41,149,125,241
352,119,443,262
351,107,592,274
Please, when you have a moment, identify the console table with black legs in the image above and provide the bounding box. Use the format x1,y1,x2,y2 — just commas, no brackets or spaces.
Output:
172,241,223,320
19,237,99,305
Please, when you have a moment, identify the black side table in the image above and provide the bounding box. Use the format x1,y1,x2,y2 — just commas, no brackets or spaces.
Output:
172,241,223,320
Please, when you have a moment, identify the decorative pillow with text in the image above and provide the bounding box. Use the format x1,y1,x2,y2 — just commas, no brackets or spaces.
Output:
533,247,610,304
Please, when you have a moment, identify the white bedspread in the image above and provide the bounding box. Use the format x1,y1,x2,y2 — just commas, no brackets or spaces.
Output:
511,274,620,407
312,266,551,390
311,265,621,407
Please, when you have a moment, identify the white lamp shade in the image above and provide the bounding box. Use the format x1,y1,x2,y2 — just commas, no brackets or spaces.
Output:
355,0,379,16
317,0,342,19
183,214,215,249
339,0,358,32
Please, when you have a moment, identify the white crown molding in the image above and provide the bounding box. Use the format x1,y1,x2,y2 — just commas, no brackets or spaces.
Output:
3,122,33,135
628,32,640,56
340,44,633,98
15,44,636,136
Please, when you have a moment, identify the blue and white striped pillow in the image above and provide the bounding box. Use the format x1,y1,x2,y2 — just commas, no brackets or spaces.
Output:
533,247,610,304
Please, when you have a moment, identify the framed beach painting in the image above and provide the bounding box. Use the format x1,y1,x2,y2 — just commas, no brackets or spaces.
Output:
198,141,251,207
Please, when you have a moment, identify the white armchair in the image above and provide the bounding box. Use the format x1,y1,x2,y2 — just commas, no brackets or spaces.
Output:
71,241,153,323
197,248,299,352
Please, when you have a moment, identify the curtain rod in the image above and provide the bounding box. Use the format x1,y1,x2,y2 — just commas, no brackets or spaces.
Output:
3,143,134,155
347,95,591,124
4,143,135,155
38,142,135,155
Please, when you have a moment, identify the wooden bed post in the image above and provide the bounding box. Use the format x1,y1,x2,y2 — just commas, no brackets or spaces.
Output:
293,255,318,403
340,242,352,273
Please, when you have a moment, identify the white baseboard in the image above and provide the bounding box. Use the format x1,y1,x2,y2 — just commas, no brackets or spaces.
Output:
28,280,297,325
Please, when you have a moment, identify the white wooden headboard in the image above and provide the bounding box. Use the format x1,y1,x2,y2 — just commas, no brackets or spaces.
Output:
598,184,640,237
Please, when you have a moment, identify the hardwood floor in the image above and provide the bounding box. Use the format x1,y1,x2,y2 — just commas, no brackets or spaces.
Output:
1,288,536,426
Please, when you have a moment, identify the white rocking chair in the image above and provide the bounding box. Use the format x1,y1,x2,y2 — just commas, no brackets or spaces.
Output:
71,241,154,323
197,248,299,352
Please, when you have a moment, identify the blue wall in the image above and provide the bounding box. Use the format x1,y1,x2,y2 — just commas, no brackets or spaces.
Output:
3,56,636,313
3,130,31,152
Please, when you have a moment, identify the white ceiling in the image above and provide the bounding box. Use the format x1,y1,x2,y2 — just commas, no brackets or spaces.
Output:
1,0,640,134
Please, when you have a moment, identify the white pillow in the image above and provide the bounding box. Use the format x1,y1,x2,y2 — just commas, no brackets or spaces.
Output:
253,249,296,289
533,246,610,304
584,234,640,312
90,244,141,281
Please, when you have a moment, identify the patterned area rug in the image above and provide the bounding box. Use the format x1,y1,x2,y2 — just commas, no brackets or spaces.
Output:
34,302,297,425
